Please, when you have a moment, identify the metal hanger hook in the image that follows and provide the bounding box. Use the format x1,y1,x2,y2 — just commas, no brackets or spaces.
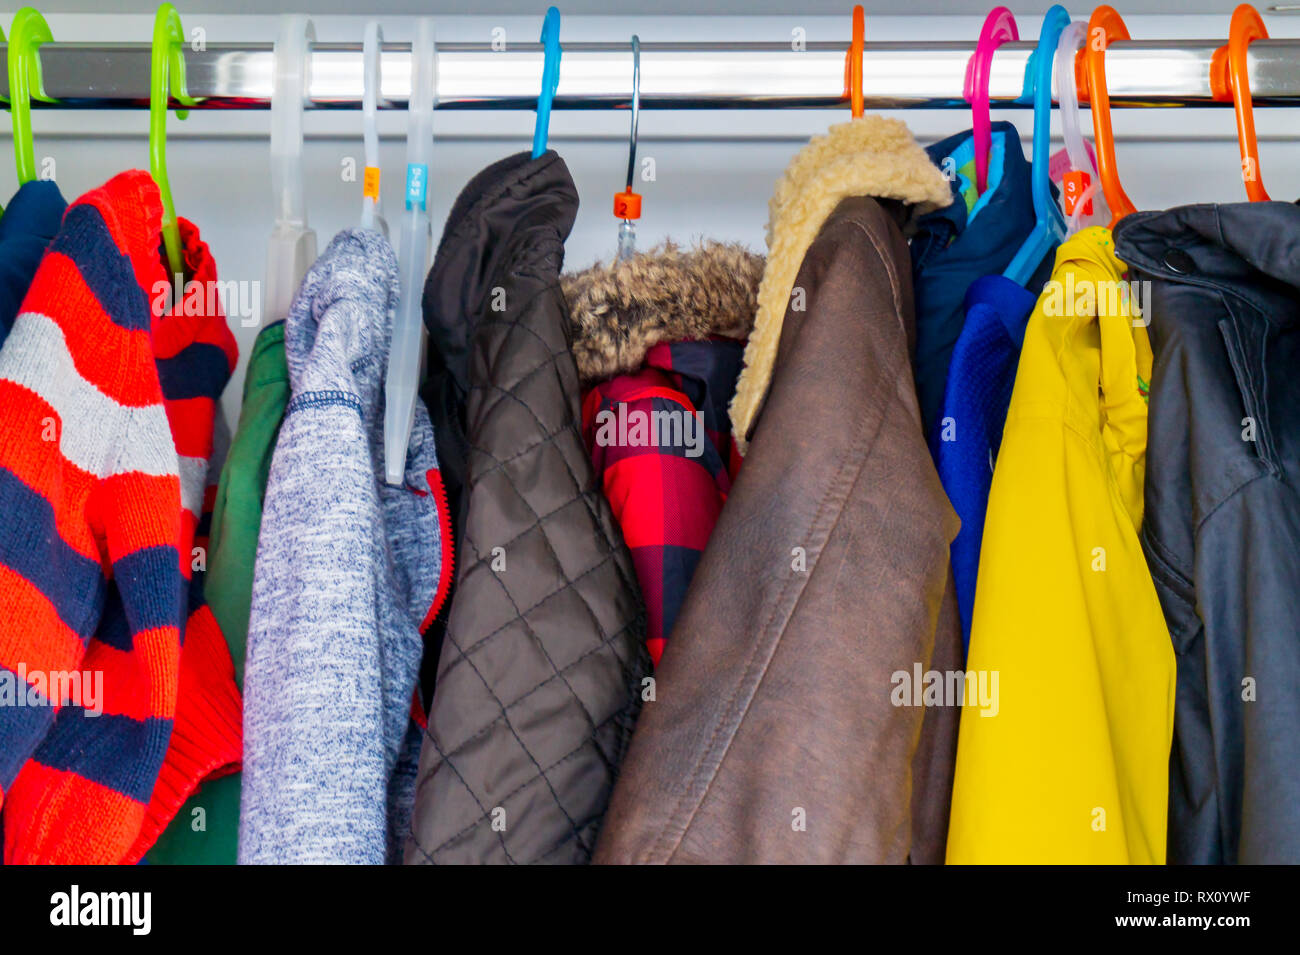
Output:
625,35,640,192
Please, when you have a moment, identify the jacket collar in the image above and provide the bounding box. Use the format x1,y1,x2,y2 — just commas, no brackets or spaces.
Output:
1114,201,1300,326
562,240,763,385
728,115,953,450
910,121,1039,276
422,150,579,397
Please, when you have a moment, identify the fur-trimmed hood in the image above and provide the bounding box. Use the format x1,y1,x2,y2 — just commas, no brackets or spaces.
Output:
563,240,764,385
728,115,953,452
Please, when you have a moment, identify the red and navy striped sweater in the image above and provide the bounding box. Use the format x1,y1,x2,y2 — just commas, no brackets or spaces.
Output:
0,170,241,864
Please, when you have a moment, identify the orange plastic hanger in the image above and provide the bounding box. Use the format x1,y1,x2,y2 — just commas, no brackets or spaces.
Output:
1081,5,1136,225
844,5,864,118
1210,4,1271,201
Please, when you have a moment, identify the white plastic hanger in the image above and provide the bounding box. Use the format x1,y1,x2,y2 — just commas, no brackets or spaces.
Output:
361,21,387,235
264,15,318,326
383,18,436,486
1055,19,1105,234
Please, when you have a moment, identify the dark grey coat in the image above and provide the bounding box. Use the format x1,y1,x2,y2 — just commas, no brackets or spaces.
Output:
1116,201,1300,865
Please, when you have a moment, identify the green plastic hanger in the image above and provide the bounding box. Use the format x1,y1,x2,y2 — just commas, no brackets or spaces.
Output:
151,3,199,281
8,8,56,187
1,26,7,218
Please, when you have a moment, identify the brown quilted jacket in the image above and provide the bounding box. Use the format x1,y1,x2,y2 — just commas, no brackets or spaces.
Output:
406,151,650,865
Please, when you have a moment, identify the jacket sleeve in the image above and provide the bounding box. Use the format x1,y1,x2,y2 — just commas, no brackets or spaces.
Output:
130,281,246,862
0,333,100,801
1196,479,1300,864
125,583,244,863
239,385,387,863
584,382,727,667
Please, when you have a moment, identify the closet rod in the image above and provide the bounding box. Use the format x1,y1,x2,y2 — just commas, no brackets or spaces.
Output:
3,39,1300,109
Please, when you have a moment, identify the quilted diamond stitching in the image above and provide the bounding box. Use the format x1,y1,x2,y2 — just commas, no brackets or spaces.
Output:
410,236,648,865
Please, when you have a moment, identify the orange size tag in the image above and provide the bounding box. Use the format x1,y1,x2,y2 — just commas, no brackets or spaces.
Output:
1063,169,1092,216
614,189,642,220
363,166,381,200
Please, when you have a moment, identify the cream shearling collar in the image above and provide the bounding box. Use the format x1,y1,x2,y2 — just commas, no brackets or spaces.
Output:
728,115,953,451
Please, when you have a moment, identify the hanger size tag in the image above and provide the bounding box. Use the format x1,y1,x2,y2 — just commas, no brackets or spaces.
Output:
1063,169,1093,216
613,190,641,220
363,166,381,200
405,163,428,210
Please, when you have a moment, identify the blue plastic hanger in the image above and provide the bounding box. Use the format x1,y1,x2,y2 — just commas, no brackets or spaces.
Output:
1003,5,1070,287
532,7,561,158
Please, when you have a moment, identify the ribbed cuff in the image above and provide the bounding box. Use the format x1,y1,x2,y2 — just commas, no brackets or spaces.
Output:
123,604,243,864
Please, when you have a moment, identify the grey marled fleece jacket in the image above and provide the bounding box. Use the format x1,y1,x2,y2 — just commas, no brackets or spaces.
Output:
239,228,450,864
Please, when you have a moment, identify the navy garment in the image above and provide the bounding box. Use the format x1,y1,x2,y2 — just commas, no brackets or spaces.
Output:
909,122,1052,434
929,274,1038,655
0,180,67,347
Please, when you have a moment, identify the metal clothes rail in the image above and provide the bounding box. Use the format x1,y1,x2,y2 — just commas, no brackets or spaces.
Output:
2,39,1300,110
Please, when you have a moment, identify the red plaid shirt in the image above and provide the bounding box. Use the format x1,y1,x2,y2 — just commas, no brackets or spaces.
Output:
582,339,744,666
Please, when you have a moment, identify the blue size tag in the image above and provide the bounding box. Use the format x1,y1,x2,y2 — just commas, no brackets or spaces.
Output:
405,163,428,210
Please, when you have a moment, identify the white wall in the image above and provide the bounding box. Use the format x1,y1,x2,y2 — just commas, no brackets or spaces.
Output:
6,12,1300,422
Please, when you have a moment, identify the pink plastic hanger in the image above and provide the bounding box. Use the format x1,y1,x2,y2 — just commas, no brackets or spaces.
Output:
964,6,1019,195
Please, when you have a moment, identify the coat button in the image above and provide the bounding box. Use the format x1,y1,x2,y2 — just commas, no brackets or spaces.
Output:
1163,248,1195,274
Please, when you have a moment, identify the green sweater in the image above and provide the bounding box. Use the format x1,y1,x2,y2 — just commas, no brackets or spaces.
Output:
148,322,288,864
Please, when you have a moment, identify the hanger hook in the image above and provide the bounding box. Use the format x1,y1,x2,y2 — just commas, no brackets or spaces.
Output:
271,15,315,229
1055,18,1102,233
614,35,643,258
1028,6,1070,235
361,21,385,229
1083,4,1137,225
844,5,864,118
532,6,562,158
152,2,199,281
964,6,1018,196
1211,3,1271,201
8,7,57,187
1002,4,1070,287
624,35,640,192
0,27,8,109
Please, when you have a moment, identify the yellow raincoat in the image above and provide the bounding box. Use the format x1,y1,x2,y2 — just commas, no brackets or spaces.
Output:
946,227,1175,864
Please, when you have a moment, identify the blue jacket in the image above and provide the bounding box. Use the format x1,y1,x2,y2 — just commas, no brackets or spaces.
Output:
929,274,1038,654
909,121,1052,435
